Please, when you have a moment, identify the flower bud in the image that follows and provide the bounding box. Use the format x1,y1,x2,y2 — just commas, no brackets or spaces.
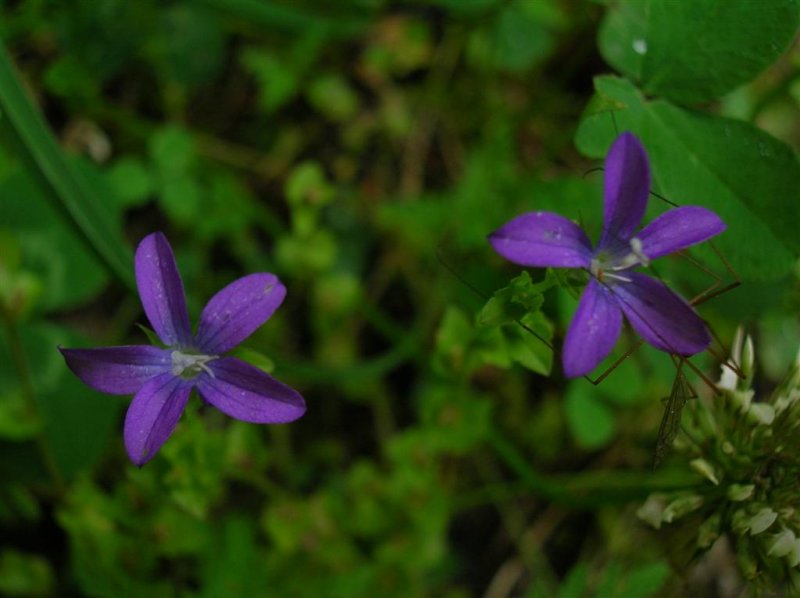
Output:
662,494,703,523
742,334,755,384
746,402,775,426
732,509,750,534
789,537,800,568
690,458,719,485
768,529,796,558
727,484,755,502
748,507,778,535
728,389,754,414
637,494,667,530
718,327,744,391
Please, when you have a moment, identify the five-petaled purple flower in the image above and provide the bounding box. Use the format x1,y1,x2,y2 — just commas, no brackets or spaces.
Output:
60,232,305,466
488,132,726,378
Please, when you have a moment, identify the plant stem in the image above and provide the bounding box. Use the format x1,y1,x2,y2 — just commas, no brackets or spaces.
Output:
486,428,701,507
0,307,65,494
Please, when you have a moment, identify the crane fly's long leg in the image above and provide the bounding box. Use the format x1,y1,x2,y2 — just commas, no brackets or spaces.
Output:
586,339,643,386
586,266,728,390
678,243,741,307
435,244,554,351
677,354,718,394
580,185,741,385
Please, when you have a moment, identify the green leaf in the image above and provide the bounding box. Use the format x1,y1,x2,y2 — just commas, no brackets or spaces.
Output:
133,324,164,348
502,311,553,375
241,49,299,113
307,74,360,122
160,176,202,224
106,157,153,208
467,0,558,73
0,44,134,289
149,125,196,175
478,271,547,327
285,161,334,207
565,383,615,449
599,0,800,103
576,75,800,282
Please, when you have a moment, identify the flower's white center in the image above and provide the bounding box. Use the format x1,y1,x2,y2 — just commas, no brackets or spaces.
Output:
171,350,217,378
590,237,650,284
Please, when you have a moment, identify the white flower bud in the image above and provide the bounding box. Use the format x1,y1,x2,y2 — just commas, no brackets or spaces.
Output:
748,508,778,535
637,494,666,529
690,458,719,485
789,538,800,567
747,403,775,426
662,495,703,523
727,484,755,502
769,529,796,557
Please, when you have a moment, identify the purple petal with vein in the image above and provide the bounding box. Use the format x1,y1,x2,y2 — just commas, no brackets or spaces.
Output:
562,279,623,378
599,132,650,249
194,274,286,355
612,272,710,355
135,232,192,348
197,357,305,423
637,206,726,260
124,373,192,466
59,346,171,394
488,212,593,268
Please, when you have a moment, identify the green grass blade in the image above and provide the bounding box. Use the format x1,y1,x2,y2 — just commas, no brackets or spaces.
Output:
0,42,134,290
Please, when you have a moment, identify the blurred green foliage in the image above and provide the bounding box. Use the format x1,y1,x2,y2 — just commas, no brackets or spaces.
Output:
0,0,799,595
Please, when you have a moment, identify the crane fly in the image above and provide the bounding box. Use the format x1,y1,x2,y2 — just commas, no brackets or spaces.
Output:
652,358,695,469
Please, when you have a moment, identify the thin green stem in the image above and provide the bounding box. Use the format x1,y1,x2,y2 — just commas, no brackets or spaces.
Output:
486,428,702,507
0,307,64,493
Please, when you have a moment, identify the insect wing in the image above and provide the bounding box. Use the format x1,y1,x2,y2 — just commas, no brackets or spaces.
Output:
653,363,693,469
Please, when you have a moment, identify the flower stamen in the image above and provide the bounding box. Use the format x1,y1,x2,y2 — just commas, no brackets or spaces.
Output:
171,350,217,378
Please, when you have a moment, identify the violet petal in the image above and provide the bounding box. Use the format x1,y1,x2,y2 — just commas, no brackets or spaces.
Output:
562,278,623,378
135,232,193,348
194,274,286,355
599,132,650,250
612,272,710,355
123,372,192,466
197,357,305,423
59,345,172,394
488,212,593,268
637,206,726,260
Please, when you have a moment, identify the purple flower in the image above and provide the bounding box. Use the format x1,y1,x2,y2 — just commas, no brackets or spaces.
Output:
60,232,305,465
488,132,726,378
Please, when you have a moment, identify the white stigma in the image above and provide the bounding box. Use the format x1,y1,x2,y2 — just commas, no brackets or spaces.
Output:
629,237,650,267
171,350,217,378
